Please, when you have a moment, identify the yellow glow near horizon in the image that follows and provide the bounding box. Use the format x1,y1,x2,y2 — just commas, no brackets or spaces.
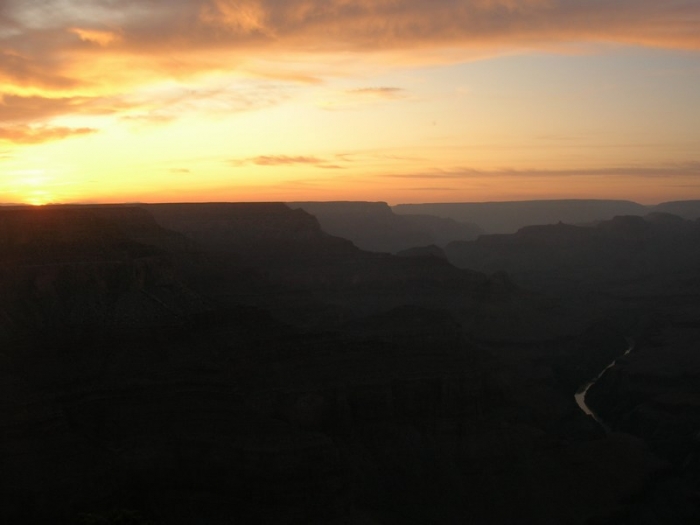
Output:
26,193,52,206
6,170,52,205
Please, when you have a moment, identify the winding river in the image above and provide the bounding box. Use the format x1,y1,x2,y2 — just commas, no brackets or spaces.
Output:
574,340,634,430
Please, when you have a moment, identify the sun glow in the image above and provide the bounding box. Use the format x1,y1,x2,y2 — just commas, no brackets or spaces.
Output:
7,170,56,205
26,192,52,206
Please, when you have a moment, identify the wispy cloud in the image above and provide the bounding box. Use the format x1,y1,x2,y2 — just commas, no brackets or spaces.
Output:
249,155,326,166
384,162,700,180
231,154,345,169
117,81,292,126
348,87,407,100
0,125,97,144
0,78,292,143
0,93,115,122
320,86,409,110
405,186,460,192
70,27,121,47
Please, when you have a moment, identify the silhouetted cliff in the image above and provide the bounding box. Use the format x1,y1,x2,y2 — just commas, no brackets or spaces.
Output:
394,199,648,234
653,200,700,220
0,206,209,339
289,201,481,253
445,213,700,296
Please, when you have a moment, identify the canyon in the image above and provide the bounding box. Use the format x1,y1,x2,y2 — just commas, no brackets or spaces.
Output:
0,201,698,524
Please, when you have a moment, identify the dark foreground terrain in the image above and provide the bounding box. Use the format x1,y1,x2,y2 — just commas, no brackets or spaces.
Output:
0,202,698,524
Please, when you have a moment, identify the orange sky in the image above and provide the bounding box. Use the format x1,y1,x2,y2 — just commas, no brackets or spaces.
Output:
1,0,700,205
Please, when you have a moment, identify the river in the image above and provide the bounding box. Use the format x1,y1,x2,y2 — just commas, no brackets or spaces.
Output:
574,340,634,430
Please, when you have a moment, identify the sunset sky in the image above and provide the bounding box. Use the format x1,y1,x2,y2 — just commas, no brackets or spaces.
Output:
1,0,699,205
